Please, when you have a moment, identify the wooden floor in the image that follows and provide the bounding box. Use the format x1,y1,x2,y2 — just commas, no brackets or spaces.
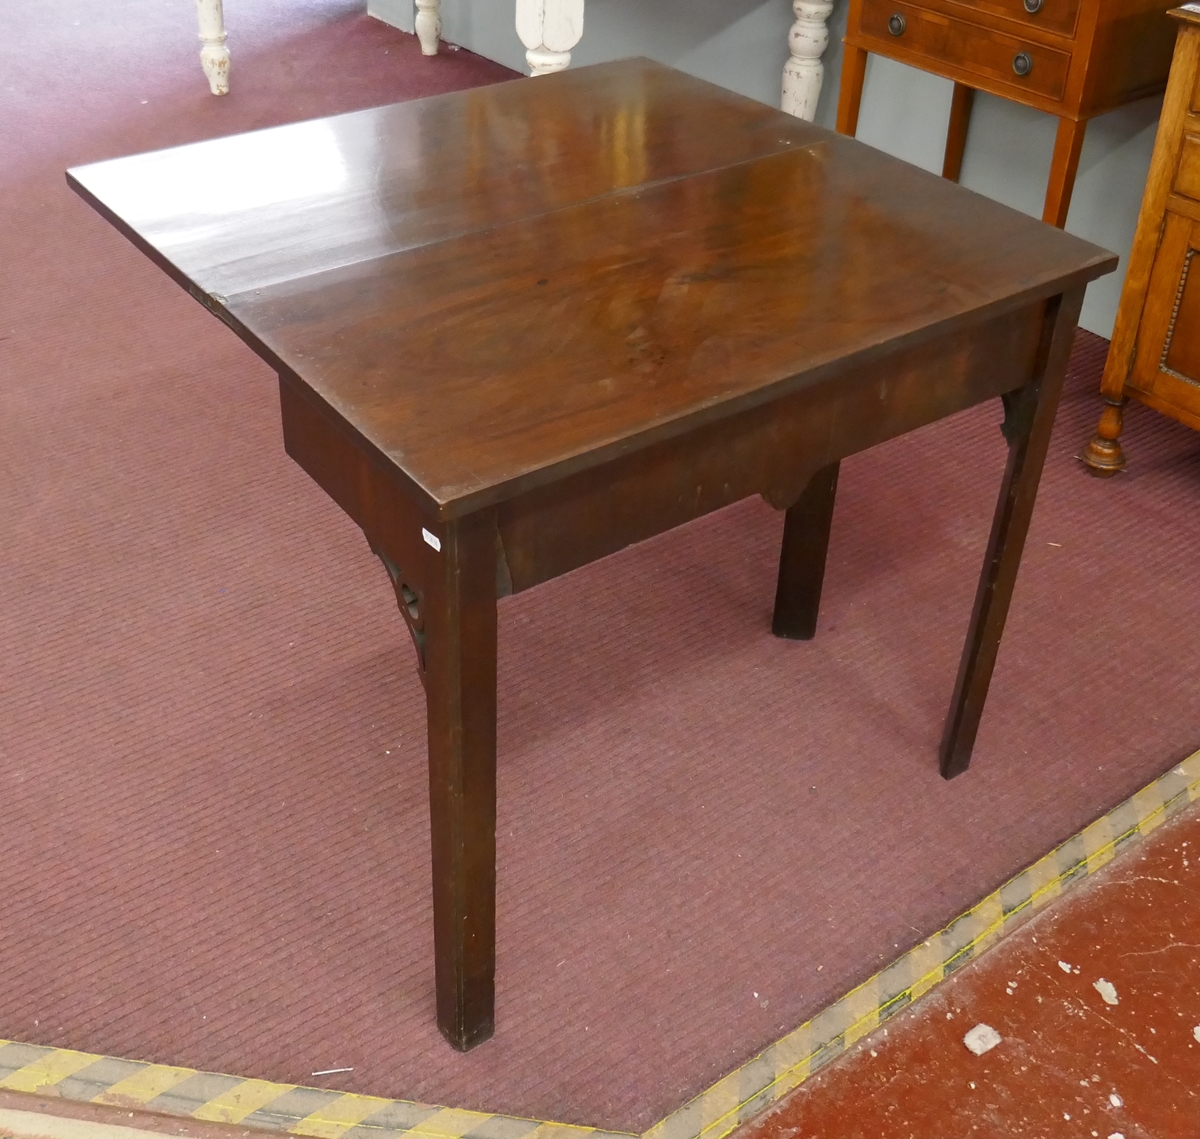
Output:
733,788,1200,1137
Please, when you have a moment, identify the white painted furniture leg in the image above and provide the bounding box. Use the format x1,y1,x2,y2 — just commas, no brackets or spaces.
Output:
415,0,442,55
516,0,584,75
196,0,230,96
781,0,833,121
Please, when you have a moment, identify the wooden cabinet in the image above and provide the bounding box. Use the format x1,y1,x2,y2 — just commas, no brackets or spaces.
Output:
1083,5,1200,473
836,0,1177,225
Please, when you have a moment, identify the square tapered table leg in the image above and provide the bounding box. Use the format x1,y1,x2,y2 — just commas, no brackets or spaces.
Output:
421,512,499,1049
940,288,1085,778
772,462,840,642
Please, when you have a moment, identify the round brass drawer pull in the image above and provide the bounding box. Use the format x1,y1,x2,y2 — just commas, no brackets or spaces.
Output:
888,12,906,34
1012,51,1033,75
1023,0,1044,12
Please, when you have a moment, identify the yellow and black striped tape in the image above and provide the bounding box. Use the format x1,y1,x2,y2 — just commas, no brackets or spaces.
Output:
0,1044,633,1139
646,744,1200,1139
5,745,1197,1139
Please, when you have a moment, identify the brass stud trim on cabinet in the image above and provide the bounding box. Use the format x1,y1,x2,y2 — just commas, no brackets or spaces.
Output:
1159,248,1200,389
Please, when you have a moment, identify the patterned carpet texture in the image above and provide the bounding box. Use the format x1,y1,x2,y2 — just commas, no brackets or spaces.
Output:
2,1,1199,1130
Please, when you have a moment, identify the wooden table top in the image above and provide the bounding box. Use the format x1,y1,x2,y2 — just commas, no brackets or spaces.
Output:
68,59,1114,518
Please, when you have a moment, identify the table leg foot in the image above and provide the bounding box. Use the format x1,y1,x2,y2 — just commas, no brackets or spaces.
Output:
423,513,498,1049
772,462,839,641
1080,395,1128,477
526,47,571,74
939,289,1085,778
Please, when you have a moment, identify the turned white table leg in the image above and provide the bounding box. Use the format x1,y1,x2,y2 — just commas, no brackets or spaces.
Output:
516,0,584,75
415,0,442,55
195,0,230,96
781,0,833,121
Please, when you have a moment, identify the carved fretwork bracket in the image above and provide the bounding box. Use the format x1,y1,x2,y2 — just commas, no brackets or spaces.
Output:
373,546,428,686
1000,384,1038,445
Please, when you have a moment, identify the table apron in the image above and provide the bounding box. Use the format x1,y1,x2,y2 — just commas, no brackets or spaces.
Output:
279,299,1046,601
278,373,465,614
496,299,1047,593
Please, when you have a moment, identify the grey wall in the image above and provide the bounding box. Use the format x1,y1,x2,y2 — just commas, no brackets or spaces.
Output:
369,0,1162,336
369,0,415,32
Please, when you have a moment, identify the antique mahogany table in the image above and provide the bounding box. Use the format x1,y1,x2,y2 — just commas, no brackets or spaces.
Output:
68,59,1114,1052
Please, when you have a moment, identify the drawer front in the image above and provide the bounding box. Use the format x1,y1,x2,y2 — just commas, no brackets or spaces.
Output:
1176,133,1200,202
859,0,1071,102
945,0,1079,39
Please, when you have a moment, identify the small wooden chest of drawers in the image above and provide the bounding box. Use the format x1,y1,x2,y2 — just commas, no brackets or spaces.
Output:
1083,5,1200,472
836,0,1177,226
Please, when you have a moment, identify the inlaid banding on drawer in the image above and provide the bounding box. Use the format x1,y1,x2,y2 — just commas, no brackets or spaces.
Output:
859,0,1072,100
942,0,1080,37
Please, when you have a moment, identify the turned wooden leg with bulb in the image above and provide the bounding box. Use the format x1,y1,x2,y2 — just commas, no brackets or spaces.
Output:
1081,395,1128,476
195,0,230,95
415,0,442,56
516,0,584,75
782,0,834,121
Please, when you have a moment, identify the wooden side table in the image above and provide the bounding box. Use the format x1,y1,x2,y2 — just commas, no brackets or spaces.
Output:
69,59,1113,1051
835,0,1177,226
1083,5,1200,472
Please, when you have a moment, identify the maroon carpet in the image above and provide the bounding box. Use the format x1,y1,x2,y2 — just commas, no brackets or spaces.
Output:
3,2,1200,1132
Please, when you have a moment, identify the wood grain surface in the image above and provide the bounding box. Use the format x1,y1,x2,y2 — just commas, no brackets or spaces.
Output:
70,59,1113,517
